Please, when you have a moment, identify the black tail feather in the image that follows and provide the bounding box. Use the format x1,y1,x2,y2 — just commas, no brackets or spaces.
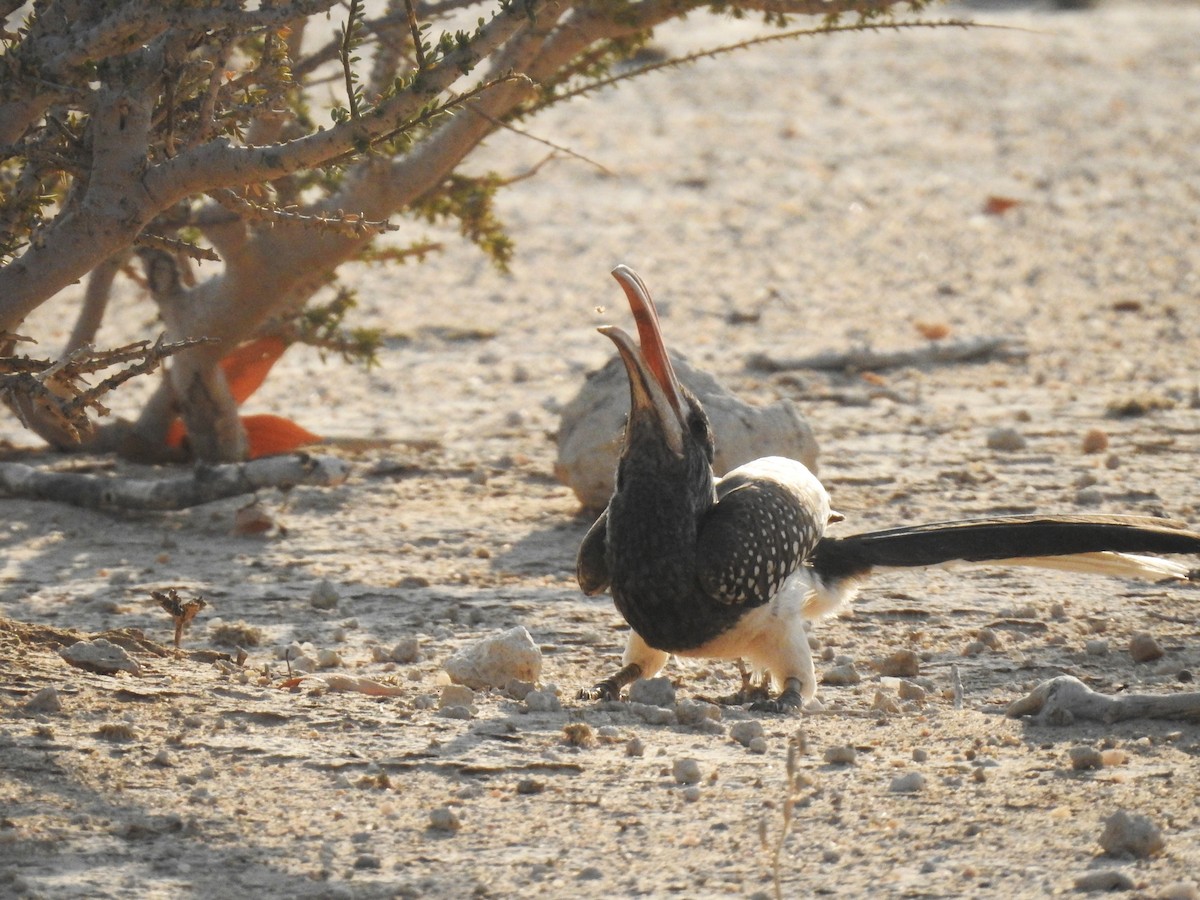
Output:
811,514,1200,580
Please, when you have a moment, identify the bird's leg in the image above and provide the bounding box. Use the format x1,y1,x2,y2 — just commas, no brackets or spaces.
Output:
750,677,806,714
580,632,670,702
578,662,642,702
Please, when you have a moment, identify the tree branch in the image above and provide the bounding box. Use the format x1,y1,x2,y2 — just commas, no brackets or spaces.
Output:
0,452,350,510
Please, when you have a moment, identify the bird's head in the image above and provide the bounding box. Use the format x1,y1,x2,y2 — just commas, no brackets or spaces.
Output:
600,266,715,494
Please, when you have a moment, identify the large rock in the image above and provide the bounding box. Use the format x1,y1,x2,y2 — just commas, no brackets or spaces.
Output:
555,353,819,510
443,626,542,690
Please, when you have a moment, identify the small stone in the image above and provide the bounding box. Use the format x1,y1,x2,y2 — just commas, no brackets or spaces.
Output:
1075,487,1103,506
429,806,461,833
24,686,62,713
152,749,175,767
977,627,1003,649
1099,810,1165,859
1081,429,1109,455
516,778,545,795
675,699,720,726
577,866,604,881
316,648,342,669
912,748,929,763
1158,882,1200,900
97,722,139,742
682,785,702,802
505,679,535,701
562,722,595,748
309,580,340,610
631,703,675,726
986,427,1026,451
821,664,861,686
523,689,562,713
877,650,920,678
824,745,856,765
353,854,381,870
388,638,421,664
729,720,765,748
596,725,622,744
628,677,676,708
747,737,769,754
1129,632,1164,663
626,736,646,757
1085,639,1109,656
890,772,927,794
439,684,475,709
871,690,901,715
1068,746,1104,771
1073,869,1134,892
60,639,141,676
898,681,927,703
1099,749,1128,767
443,626,542,689
437,705,472,720
672,758,703,784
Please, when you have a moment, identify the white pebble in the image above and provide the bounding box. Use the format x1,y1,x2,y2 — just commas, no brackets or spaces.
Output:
24,686,62,713
389,638,421,663
316,649,342,669
523,689,562,713
309,579,340,610
1099,810,1165,858
672,758,703,784
890,772,927,793
729,720,765,748
443,626,542,689
824,745,856,765
628,677,676,707
821,664,861,686
429,806,461,833
1073,870,1135,892
986,427,1026,451
60,639,141,676
439,684,475,709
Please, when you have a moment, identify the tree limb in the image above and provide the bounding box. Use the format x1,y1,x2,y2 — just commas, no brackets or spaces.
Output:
746,336,1028,373
0,452,350,510
1007,676,1200,725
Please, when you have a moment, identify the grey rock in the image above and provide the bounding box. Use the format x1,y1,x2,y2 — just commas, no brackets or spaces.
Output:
556,353,819,510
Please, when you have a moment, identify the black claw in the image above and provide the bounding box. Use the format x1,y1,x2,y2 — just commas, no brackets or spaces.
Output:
578,681,620,702
749,678,805,714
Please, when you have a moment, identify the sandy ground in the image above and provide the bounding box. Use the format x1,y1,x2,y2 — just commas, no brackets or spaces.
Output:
2,1,1200,897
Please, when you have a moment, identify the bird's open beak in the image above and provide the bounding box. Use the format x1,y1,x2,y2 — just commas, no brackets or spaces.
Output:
599,265,687,457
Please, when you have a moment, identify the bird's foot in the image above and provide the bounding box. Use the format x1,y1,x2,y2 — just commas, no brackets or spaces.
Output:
749,678,807,715
578,683,619,702
578,662,643,703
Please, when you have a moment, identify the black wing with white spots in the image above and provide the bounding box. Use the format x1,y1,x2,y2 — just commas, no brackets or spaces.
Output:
695,473,825,607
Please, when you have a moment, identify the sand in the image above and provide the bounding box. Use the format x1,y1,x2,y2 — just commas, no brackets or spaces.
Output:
2,2,1199,897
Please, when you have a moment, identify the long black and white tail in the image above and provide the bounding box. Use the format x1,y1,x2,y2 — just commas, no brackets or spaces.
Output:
811,514,1200,583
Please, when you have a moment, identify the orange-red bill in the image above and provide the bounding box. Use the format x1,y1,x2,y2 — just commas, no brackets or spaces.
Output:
609,266,684,419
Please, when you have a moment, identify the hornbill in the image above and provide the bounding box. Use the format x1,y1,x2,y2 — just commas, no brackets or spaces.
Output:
576,265,1200,712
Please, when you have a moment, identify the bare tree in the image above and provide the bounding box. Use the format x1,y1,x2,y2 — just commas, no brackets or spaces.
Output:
0,0,933,462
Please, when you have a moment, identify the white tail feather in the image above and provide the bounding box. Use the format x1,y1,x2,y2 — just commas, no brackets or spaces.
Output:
957,551,1192,581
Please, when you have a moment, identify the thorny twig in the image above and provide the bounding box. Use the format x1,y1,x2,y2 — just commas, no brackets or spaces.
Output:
152,588,208,649
208,189,399,238
0,337,213,443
